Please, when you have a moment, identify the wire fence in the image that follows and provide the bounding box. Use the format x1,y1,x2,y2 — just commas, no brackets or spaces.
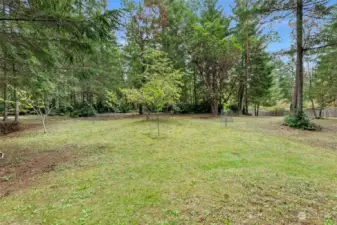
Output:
249,107,337,118
305,108,337,118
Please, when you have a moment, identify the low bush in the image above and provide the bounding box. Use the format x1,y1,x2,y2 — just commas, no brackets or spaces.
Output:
48,105,74,116
228,104,239,114
284,112,319,130
70,103,97,118
174,102,210,114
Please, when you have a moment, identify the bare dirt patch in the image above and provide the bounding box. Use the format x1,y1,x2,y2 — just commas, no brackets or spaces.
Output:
0,121,20,135
0,148,74,197
0,121,41,137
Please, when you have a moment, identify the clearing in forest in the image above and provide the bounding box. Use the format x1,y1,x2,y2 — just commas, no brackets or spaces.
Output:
0,116,336,224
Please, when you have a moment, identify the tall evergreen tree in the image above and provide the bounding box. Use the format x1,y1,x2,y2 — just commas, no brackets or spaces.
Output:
257,0,333,115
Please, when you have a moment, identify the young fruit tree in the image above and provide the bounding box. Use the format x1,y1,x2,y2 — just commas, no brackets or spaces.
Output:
121,48,183,135
22,93,53,134
20,70,56,134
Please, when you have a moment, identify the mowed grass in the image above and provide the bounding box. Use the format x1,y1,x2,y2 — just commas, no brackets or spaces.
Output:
0,116,336,224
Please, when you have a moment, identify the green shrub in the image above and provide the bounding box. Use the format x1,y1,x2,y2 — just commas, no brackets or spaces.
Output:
70,103,97,118
228,104,239,114
95,101,111,113
53,105,74,116
48,111,58,116
174,102,211,114
284,112,316,130
117,98,133,113
171,104,181,114
81,103,97,117
70,111,80,118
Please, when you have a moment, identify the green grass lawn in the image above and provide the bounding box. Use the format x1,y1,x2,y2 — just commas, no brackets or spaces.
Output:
0,116,336,224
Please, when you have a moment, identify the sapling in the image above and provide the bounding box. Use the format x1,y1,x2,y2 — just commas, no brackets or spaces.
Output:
21,92,53,134
31,103,53,134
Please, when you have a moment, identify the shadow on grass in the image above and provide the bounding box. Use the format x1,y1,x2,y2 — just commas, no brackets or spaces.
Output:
130,117,186,126
129,117,187,140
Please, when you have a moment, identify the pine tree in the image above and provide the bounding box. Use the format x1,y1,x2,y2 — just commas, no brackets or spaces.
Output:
257,0,333,115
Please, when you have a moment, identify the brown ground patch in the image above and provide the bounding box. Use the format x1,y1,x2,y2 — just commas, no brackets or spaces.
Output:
0,120,42,137
0,121,20,135
0,148,75,197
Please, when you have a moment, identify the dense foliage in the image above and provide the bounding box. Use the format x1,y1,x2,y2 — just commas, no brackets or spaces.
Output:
284,112,314,130
0,0,336,129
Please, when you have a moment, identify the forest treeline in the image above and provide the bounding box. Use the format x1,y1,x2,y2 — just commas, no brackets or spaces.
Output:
0,0,336,124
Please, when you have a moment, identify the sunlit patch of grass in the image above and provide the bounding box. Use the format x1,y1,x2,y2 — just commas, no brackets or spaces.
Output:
0,117,336,224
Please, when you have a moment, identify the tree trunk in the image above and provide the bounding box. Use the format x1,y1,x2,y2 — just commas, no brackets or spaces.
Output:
2,0,8,122
72,92,76,107
12,62,19,122
254,104,260,116
157,113,159,136
244,15,249,115
42,115,47,134
193,66,197,105
307,65,316,119
139,104,143,115
244,88,248,115
82,91,85,104
319,108,323,118
3,76,8,122
238,51,245,114
68,92,71,105
238,83,244,114
292,0,304,114
211,99,218,115
55,96,60,110
44,97,50,115
311,99,317,119
14,88,19,122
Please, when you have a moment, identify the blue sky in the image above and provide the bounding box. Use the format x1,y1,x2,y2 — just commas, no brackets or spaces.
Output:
107,0,334,53
219,0,292,53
